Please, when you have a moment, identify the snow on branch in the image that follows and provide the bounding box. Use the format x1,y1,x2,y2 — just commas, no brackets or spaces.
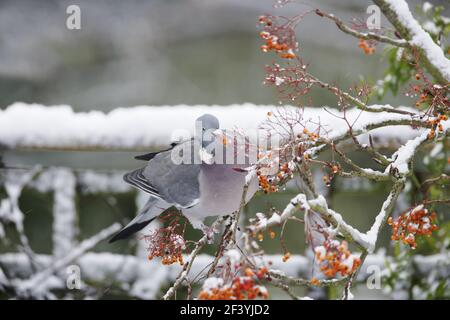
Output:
364,180,405,253
250,193,309,233
386,130,430,176
373,0,450,83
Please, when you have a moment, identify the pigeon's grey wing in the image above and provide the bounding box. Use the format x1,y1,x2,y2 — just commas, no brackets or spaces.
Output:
123,167,162,199
143,146,201,208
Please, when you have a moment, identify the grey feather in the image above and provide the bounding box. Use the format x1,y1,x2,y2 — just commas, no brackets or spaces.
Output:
144,146,201,207
109,197,170,243
123,167,161,198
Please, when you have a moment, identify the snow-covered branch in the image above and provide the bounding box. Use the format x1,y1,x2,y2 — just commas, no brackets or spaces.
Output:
250,193,309,233
386,130,431,176
373,0,450,84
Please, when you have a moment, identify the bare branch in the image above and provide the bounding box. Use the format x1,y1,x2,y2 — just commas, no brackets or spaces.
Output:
315,9,408,48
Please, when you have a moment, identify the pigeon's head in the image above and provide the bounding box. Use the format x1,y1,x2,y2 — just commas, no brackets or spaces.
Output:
196,113,220,151
197,114,219,131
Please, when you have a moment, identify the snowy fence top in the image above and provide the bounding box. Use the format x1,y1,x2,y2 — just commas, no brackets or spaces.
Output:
0,103,422,151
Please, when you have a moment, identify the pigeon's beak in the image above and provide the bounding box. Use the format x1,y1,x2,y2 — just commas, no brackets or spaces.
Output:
212,129,222,136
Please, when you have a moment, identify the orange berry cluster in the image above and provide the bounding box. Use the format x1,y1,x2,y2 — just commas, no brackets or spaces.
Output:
245,266,269,280
198,267,269,300
259,15,296,59
310,277,320,286
144,225,186,265
322,175,331,187
257,172,278,194
269,229,276,239
427,114,448,139
413,86,429,107
253,227,276,242
322,164,340,187
387,205,438,249
358,39,375,55
256,162,293,194
256,232,264,242
314,240,361,278
300,128,319,141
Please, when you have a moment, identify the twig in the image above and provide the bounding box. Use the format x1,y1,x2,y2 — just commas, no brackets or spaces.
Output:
315,9,408,48
269,269,348,288
162,217,226,300
331,143,391,181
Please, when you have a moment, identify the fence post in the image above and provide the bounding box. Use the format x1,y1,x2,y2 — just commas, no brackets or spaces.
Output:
52,168,78,258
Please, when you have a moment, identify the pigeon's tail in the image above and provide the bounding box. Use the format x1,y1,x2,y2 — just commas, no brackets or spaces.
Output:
109,197,168,243
108,218,156,243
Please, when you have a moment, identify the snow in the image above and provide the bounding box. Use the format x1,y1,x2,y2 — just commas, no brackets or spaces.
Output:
252,193,311,231
0,267,8,289
225,249,241,265
347,290,354,300
2,251,446,298
78,171,131,194
244,169,257,185
0,103,424,150
364,184,401,252
275,77,285,86
0,168,39,239
384,0,450,82
387,130,429,175
341,255,355,270
267,212,281,225
15,223,121,296
361,168,389,179
202,277,224,292
411,204,424,214
309,195,373,250
30,169,132,194
314,246,326,260
51,168,77,257
422,2,433,13
308,195,327,209
255,285,268,295
422,21,439,35
13,168,80,257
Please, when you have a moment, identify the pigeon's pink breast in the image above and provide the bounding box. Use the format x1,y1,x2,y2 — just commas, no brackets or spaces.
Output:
183,164,258,220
